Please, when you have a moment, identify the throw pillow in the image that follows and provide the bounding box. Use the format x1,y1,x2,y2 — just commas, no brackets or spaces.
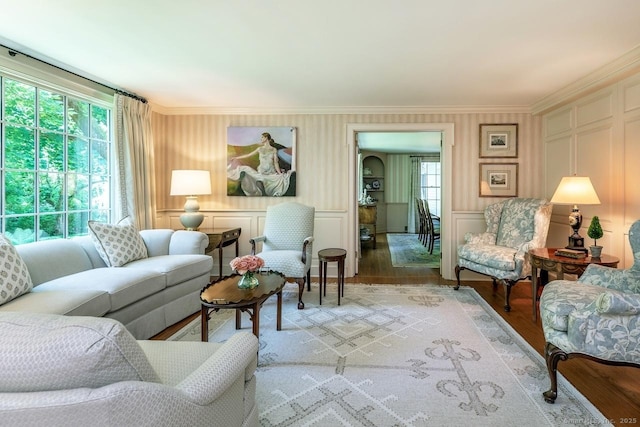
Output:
0,235,33,305
0,312,160,392
88,217,148,267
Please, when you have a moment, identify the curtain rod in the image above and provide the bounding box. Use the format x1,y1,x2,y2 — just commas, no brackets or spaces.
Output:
2,44,147,104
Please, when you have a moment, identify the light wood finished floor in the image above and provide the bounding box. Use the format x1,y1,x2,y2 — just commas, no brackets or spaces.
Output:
153,233,640,421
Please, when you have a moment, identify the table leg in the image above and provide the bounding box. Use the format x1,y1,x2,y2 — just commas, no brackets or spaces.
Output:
201,306,209,342
236,309,241,330
531,266,538,322
319,260,324,305
218,247,224,280
252,303,260,338
277,290,282,331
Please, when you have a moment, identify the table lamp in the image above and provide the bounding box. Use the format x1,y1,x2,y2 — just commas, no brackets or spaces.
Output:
550,176,600,253
170,170,212,230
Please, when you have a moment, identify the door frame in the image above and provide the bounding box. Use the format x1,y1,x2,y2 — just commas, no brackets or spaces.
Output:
346,122,455,280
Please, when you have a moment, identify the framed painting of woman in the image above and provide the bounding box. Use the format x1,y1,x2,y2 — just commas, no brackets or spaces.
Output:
226,126,297,197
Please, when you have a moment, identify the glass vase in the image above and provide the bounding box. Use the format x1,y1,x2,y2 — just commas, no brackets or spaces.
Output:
238,271,260,289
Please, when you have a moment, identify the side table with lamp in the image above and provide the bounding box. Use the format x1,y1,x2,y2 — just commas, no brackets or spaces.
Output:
170,169,212,231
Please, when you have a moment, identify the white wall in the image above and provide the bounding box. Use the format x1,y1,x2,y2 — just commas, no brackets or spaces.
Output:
543,72,640,268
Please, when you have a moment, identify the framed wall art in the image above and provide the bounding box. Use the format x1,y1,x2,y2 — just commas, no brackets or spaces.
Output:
479,123,518,158
226,126,297,197
479,163,518,197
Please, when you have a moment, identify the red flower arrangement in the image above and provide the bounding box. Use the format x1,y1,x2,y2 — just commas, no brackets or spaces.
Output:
229,255,264,275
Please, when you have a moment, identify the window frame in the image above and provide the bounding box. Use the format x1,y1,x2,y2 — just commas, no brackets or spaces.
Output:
0,71,115,244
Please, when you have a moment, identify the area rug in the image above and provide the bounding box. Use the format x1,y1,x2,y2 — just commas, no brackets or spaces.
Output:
170,283,606,426
387,233,440,268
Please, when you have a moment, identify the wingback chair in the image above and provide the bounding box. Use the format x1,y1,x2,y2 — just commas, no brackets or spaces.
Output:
250,202,315,309
455,198,553,312
540,220,640,404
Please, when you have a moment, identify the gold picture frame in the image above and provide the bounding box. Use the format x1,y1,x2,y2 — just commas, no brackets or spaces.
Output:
479,123,518,158
479,163,518,197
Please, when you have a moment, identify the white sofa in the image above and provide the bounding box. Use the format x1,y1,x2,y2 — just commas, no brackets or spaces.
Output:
0,229,213,339
0,312,259,427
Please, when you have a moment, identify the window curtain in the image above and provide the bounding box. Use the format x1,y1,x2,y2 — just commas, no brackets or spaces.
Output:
115,94,156,229
407,157,422,233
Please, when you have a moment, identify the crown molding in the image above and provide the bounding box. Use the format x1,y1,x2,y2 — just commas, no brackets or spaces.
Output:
150,103,532,116
531,45,640,116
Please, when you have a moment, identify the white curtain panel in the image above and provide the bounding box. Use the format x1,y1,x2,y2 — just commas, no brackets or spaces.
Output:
115,94,157,229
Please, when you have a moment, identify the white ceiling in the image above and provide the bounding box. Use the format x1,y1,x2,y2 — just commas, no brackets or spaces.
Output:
358,132,441,154
1,0,640,114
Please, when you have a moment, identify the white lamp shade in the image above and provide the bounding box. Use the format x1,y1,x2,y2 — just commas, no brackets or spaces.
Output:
170,170,212,196
550,176,600,205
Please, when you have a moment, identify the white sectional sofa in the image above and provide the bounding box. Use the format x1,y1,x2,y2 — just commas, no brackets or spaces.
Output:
0,229,213,339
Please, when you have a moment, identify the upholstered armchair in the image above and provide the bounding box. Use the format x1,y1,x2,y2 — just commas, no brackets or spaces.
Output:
455,198,553,312
540,220,640,404
250,202,315,309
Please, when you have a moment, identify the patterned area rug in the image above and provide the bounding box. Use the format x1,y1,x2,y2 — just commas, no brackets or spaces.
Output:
387,233,440,268
171,283,606,426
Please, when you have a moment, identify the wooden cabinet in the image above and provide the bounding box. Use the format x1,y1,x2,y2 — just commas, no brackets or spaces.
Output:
359,204,377,249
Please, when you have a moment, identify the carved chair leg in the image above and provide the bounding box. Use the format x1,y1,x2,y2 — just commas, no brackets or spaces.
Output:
501,279,512,312
296,278,305,309
543,342,568,404
306,269,311,292
454,265,463,290
491,278,498,293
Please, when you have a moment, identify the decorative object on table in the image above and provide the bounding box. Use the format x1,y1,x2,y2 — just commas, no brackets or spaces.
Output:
371,179,380,189
550,175,600,253
226,126,297,197
230,255,265,289
587,215,604,258
479,123,518,158
169,169,212,230
478,163,518,197
554,248,586,259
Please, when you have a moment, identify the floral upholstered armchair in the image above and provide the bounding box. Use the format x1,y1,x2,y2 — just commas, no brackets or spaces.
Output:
250,202,315,309
455,198,553,312
540,220,640,404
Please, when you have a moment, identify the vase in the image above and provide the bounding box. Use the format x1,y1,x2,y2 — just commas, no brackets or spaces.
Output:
590,245,603,258
238,271,260,289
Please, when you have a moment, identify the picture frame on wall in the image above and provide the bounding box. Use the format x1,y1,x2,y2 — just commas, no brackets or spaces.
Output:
479,123,518,158
226,126,297,197
479,163,518,197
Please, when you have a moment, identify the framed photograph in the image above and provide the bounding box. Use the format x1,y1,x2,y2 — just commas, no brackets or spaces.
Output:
226,126,297,197
479,163,518,197
479,123,518,158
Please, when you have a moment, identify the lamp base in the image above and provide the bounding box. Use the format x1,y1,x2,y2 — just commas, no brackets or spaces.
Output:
566,234,588,253
180,213,204,231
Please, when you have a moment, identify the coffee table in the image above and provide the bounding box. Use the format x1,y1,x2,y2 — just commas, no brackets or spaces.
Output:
529,248,619,322
200,271,286,341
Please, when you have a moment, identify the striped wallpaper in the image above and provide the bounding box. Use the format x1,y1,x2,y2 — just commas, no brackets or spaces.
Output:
152,112,543,214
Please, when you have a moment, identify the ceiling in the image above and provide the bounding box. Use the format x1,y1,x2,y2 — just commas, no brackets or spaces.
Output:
1,0,640,115
358,132,441,154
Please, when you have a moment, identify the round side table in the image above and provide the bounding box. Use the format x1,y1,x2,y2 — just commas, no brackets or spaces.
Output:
318,248,347,305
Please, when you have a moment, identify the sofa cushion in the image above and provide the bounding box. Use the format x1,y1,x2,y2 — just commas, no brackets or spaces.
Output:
34,268,166,312
457,243,517,271
88,218,148,267
16,238,94,286
125,254,213,287
0,288,111,317
0,312,160,392
0,235,33,304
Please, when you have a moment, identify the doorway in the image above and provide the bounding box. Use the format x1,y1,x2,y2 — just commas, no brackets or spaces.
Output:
346,123,455,280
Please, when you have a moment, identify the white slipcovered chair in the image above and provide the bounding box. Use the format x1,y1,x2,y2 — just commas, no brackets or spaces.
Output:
250,202,315,309
540,220,640,404
455,198,552,312
0,312,259,426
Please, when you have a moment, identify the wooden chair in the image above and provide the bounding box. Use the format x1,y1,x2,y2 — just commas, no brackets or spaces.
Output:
423,200,440,254
415,198,428,246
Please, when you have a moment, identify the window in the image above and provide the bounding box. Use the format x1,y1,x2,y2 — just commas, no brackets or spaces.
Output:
1,75,113,244
420,160,440,216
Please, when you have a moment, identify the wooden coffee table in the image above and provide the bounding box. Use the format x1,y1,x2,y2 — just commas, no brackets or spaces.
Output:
529,248,619,322
200,271,286,341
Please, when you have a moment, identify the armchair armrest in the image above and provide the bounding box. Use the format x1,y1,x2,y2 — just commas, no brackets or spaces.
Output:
595,289,640,315
249,235,266,255
302,236,314,265
176,332,259,405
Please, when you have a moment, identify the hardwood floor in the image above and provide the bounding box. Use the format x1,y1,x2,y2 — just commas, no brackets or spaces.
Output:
154,233,640,420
